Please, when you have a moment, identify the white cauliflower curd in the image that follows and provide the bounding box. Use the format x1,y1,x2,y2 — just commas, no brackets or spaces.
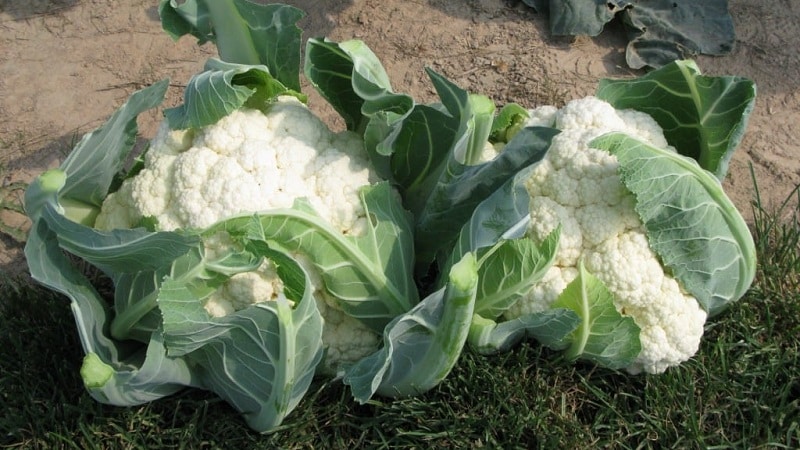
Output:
96,97,374,235
504,96,707,374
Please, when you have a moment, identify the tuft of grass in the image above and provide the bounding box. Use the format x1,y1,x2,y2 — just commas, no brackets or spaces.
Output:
1,181,798,449
0,166,28,243
750,168,800,299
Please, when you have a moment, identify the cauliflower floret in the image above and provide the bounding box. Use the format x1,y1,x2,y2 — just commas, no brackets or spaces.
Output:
524,105,558,128
202,233,285,316
314,294,381,375
94,182,139,230
478,140,501,163
204,263,284,317
505,96,708,374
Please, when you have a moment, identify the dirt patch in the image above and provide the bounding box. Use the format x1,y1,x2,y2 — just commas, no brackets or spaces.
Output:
2,0,798,275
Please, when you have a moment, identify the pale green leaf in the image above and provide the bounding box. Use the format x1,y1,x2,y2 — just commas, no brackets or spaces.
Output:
597,60,755,179
591,132,757,316
209,182,417,332
551,262,641,369
344,253,478,403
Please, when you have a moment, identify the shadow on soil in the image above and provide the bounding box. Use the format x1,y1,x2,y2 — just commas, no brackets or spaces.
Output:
0,0,78,20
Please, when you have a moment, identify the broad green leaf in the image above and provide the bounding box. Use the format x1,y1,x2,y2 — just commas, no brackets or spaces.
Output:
54,80,168,207
413,124,559,270
22,78,201,407
551,262,641,369
438,166,567,354
473,230,560,319
406,70,560,270
386,104,458,203
591,132,757,316
26,169,198,275
344,253,478,403
209,182,417,332
159,0,304,90
79,329,200,406
468,309,579,355
28,171,200,344
445,164,537,263
158,240,324,433
159,0,213,44
597,60,755,179
436,156,560,316
41,202,198,274
304,38,414,134
25,220,199,406
164,59,299,130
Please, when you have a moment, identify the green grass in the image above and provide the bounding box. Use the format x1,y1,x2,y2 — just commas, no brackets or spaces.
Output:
0,165,27,243
2,187,798,449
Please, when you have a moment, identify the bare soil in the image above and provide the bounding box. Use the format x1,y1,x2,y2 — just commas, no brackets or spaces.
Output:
1,0,798,274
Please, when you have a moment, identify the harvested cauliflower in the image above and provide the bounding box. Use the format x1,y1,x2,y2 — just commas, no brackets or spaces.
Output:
505,96,707,374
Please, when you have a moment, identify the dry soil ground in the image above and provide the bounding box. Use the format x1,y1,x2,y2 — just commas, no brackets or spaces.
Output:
1,0,798,274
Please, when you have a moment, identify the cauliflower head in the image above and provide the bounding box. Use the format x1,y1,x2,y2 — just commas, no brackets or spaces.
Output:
96,97,377,235
95,97,382,373
504,96,707,374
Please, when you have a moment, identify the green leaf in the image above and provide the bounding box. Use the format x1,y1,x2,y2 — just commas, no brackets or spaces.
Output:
591,132,757,316
490,103,529,144
53,80,168,207
39,202,198,274
159,0,213,44
405,70,560,270
304,38,414,134
437,161,561,320
164,59,299,130
474,229,560,319
437,165,569,355
551,262,641,369
385,104,458,203
25,220,199,406
209,182,417,332
444,164,537,262
597,60,756,179
344,253,478,403
28,176,200,343
467,309,579,355
159,0,305,90
22,79,200,407
157,243,323,433
413,124,559,271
